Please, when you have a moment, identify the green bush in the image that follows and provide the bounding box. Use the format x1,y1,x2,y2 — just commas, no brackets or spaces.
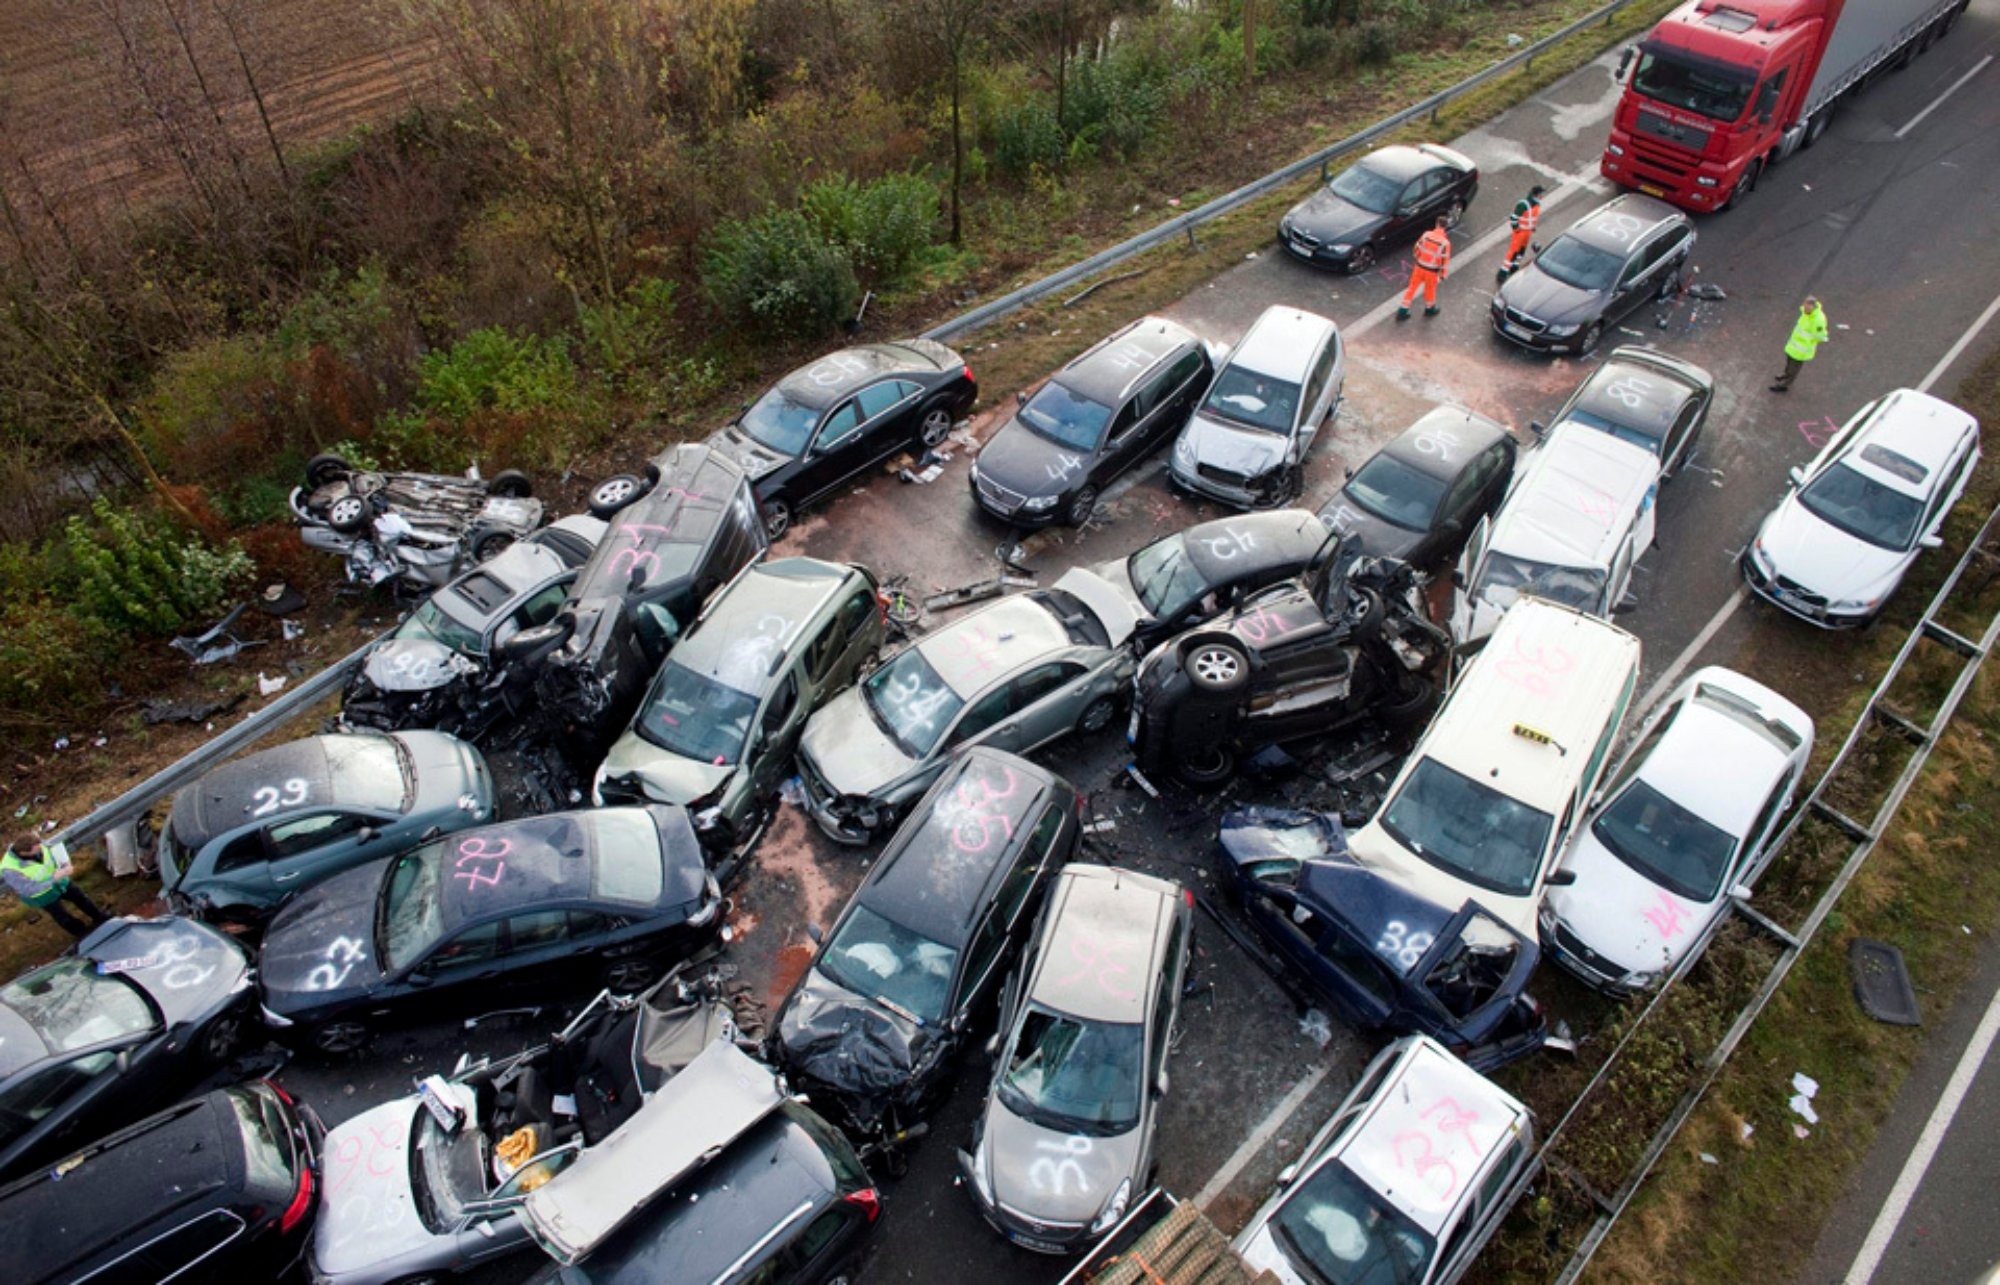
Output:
1069,53,1172,160
413,327,582,420
273,263,397,363
64,498,252,638
1358,18,1399,66
0,596,106,724
577,277,680,390
992,99,1066,178
702,208,860,339
800,175,939,286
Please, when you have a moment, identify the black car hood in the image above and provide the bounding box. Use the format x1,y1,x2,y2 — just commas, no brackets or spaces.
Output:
1285,188,1385,247
81,917,250,1029
1180,413,1289,478
1328,501,1421,565
258,862,387,1013
1499,266,1601,328
709,426,790,482
776,968,934,1106
976,417,1085,502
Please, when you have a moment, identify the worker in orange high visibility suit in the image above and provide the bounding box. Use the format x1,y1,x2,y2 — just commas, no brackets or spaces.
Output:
1397,218,1453,321
1497,184,1545,282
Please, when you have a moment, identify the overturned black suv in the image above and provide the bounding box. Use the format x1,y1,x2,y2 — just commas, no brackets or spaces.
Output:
1129,555,1448,785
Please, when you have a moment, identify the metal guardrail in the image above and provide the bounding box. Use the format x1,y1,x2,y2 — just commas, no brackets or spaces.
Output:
1503,500,2000,1281
924,0,1641,343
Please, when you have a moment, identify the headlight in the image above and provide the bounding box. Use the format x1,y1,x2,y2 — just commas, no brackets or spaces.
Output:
1545,322,1580,337
1021,494,1059,512
1695,176,1719,188
1279,216,1293,235
1829,595,1881,613
1329,243,1352,254
1173,434,1196,469
1090,1179,1133,1236
1749,540,1774,574
1619,969,1660,991
1606,143,1625,157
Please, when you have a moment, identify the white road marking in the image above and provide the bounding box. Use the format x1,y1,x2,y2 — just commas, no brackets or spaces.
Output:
1194,1060,1333,1209
1635,287,2000,718
1894,53,1993,140
1843,983,2000,1284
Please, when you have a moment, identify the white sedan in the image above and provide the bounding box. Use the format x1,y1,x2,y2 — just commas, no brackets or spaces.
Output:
1742,388,1979,628
1541,667,1813,994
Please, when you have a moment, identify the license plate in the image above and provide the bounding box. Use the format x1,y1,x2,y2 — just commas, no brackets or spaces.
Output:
1502,321,1531,339
1009,1232,1067,1254
1639,183,1665,197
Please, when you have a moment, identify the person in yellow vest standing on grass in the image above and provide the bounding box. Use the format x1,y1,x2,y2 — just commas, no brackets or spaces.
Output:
1396,217,1454,321
1770,296,1830,393
3,833,110,939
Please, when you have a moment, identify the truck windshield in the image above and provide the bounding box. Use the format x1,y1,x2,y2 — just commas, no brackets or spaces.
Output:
1632,47,1754,122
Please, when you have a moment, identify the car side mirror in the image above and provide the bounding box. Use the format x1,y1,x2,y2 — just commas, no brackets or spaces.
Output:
1441,518,1463,537
405,970,433,988
1277,1162,1299,1187
1016,390,1028,407
1788,466,1806,485
1616,45,1635,82
1728,882,1754,901
1546,868,1578,887
1529,419,1547,440
1397,205,1417,217
1154,1070,1170,1098
1922,534,1944,550
499,618,572,666
806,923,824,945
357,826,380,844
1343,466,1354,481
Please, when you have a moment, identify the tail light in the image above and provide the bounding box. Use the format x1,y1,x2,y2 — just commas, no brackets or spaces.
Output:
1183,888,1195,908
845,1187,883,1223
962,364,975,384
265,1079,295,1105
279,1161,315,1233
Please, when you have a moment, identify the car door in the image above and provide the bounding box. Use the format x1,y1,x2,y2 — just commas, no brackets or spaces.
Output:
1737,769,1798,889
793,400,868,505
1610,235,1659,322
945,683,1025,756
1449,514,1494,642
750,671,806,800
406,919,506,1016
855,379,923,459
1000,661,1089,750
1385,172,1433,243
1430,454,1500,570
263,810,378,897
490,578,574,653
1662,395,1704,475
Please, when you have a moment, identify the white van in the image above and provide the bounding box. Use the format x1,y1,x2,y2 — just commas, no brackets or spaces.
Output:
1450,420,1660,646
1344,598,1641,943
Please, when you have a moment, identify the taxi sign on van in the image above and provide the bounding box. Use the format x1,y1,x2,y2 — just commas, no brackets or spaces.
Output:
1512,722,1564,752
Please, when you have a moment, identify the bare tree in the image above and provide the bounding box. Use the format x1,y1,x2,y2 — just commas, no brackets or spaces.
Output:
883,0,984,244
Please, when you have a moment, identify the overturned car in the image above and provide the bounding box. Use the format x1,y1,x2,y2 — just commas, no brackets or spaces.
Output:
1129,555,1448,785
1218,808,1548,1071
293,454,551,591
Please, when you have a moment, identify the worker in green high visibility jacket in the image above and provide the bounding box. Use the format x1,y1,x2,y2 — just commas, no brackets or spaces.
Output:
1770,297,1830,393
3,833,109,939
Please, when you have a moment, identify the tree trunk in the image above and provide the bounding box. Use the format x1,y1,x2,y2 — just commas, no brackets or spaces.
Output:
1244,0,1256,81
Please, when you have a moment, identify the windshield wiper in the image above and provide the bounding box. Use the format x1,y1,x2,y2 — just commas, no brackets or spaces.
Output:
872,993,924,1027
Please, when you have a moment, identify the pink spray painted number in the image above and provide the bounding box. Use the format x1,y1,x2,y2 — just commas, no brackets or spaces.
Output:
1642,889,1691,941
947,765,1020,854
1798,416,1838,450
1390,1097,1486,1202
453,836,511,890
1056,934,1136,1003
1491,634,1574,699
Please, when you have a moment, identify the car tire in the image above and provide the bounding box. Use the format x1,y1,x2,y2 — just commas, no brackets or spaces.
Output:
605,957,659,994
1175,743,1239,788
1441,198,1466,230
1345,244,1377,275
1075,695,1118,737
1382,672,1437,729
200,1013,245,1065
1576,322,1603,356
918,402,956,448
471,530,514,562
1723,158,1762,211
310,1020,372,1059
326,493,370,533
762,499,793,541
1656,262,1683,301
1183,637,1249,694
1065,484,1101,528
305,453,350,489
588,473,649,518
489,469,533,499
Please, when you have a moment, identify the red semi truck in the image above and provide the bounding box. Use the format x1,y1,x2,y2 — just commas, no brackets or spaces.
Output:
1600,0,1970,213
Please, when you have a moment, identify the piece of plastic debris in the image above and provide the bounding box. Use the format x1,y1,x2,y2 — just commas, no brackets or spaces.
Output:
1167,198,1181,208
1299,1009,1333,1048
1794,1123,1811,1139
1506,32,1525,46
53,737,69,751
257,673,288,697
779,777,806,808
1125,765,1162,799
1790,1094,1819,1124
1802,184,1812,191
1084,819,1117,834
1688,282,1728,301
1700,1152,1719,1165
1866,329,1875,335
282,620,306,642
1245,251,1259,260
1792,1071,1819,1098
92,737,107,748
1835,323,1851,331
1741,1121,1754,1141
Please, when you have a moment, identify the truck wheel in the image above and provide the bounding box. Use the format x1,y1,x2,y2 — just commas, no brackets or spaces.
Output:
1183,637,1249,694
1723,159,1762,211
1802,111,1830,149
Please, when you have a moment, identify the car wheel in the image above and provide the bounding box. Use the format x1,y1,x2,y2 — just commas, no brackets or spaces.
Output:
1723,159,1761,211
1441,198,1466,230
762,499,793,541
305,453,350,489
1655,262,1683,301
918,403,956,448
489,469,533,499
1075,695,1118,736
311,1021,371,1058
1065,484,1101,528
605,957,659,994
1382,672,1437,729
588,473,648,518
1576,322,1603,356
1345,244,1377,275
200,1014,245,1064
471,530,513,562
1175,743,1239,788
1183,637,1249,694
326,493,369,533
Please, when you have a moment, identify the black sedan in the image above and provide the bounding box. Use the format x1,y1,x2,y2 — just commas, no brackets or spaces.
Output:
970,316,1217,529
1534,345,1713,480
1317,407,1517,572
710,340,978,540
1218,808,1548,1072
257,806,720,1056
0,915,253,1182
773,749,1081,1139
1491,193,1694,356
1277,143,1479,275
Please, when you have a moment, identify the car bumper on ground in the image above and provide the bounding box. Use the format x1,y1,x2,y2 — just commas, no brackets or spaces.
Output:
1740,551,1873,629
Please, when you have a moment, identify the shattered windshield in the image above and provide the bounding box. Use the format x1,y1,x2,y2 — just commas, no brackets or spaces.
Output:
998,1008,1144,1135
1127,534,1209,620
1797,463,1924,551
1477,553,1605,613
1,959,154,1053
1421,912,1521,1020
739,387,820,457
397,599,485,655
862,649,965,758
819,903,958,1026
1632,49,1754,122
1345,454,1446,532
1593,779,1738,902
1018,382,1113,453
1534,237,1622,293
1270,1159,1434,1285
1328,161,1401,215
1201,367,1300,435
381,847,446,972
411,1109,488,1233
635,663,759,766
1380,759,1554,896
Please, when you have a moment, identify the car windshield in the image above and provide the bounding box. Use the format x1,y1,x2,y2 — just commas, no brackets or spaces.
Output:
1328,161,1401,215
380,847,447,972
1562,409,1659,456
861,648,965,758
635,662,760,766
1593,779,1739,902
1632,49,1754,122
1127,534,1211,620
1270,1158,1435,1285
396,599,486,655
1796,462,1925,551
1380,758,1555,896
1201,367,1301,436
817,903,959,1026
1018,382,1113,453
1534,236,1623,293
0,959,154,1052
227,1089,295,1192
1477,553,1606,612
411,1110,489,1232
1345,455,1446,532
997,1007,1144,1135
739,387,820,456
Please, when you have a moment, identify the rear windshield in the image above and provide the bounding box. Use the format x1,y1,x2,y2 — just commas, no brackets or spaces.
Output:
1380,758,1554,896
226,1088,295,1194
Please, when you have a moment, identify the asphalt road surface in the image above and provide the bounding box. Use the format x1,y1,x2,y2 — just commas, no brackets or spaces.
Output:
273,5,2000,1282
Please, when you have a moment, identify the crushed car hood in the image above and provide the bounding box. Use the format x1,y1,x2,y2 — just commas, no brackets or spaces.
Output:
1050,567,1139,648
363,639,480,693
710,426,790,481
1546,830,1714,979
82,917,250,1028
258,862,386,1015
799,688,917,800
595,734,734,806
984,1106,1142,1228
975,417,1083,503
311,1091,460,1278
1284,188,1382,247
777,969,930,1103
1756,501,1910,604
1179,413,1289,481
1498,267,1600,329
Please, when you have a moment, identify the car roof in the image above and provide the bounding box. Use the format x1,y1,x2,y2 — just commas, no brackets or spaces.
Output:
571,443,757,600
1226,306,1338,382
1051,316,1201,408
433,539,572,627
1562,348,1711,447
1490,422,1659,570
1838,390,1979,498
1562,194,1685,254
1423,601,1640,816
864,751,1058,947
1332,1039,1529,1237
436,808,701,930
917,592,1071,695
1176,509,1331,582
671,558,858,694
1378,406,1513,482
1352,143,1464,182
172,733,406,849
1027,865,1179,1024
775,340,957,411
1638,671,1809,836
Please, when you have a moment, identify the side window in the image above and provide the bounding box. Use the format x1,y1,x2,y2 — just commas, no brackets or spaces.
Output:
508,582,571,636
429,920,503,969
764,671,802,732
1444,460,1488,517
1301,340,1338,419
505,910,570,953
837,589,875,639
211,831,268,874
814,402,863,452
1619,238,1655,287
1580,666,1639,803
265,811,368,860
805,618,845,686
1602,706,1677,801
567,910,614,937
1316,926,1399,1006
1013,662,1082,708
1745,776,1794,861
1398,174,1433,210
949,686,1017,746
1148,912,1186,1077
1106,399,1140,442
1478,1138,1526,1213
0,1051,120,1129
1926,451,1973,531
1029,804,1066,862
783,1206,854,1273
855,380,916,420
956,911,1008,1008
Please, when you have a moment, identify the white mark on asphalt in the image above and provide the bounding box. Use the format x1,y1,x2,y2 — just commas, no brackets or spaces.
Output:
1194,1060,1333,1209
1894,53,1993,140
1544,55,1627,142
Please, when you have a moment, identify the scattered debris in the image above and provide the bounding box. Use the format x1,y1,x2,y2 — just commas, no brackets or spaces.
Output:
779,777,806,808
257,672,289,697
1298,1008,1333,1048
53,737,69,751
1700,1152,1719,1165
171,603,263,665
921,575,1035,612
1063,267,1147,309
282,620,307,642
1788,1071,1821,1128
1083,819,1118,835
1125,765,1162,799
1849,938,1922,1025
1741,1120,1755,1142
1506,32,1525,46
142,694,246,725
254,582,307,616
1687,282,1728,301
897,463,946,485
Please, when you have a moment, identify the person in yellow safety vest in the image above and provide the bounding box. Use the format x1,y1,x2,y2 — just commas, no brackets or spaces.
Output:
3,833,110,939
1397,218,1454,321
1770,297,1830,392
1497,184,1545,282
